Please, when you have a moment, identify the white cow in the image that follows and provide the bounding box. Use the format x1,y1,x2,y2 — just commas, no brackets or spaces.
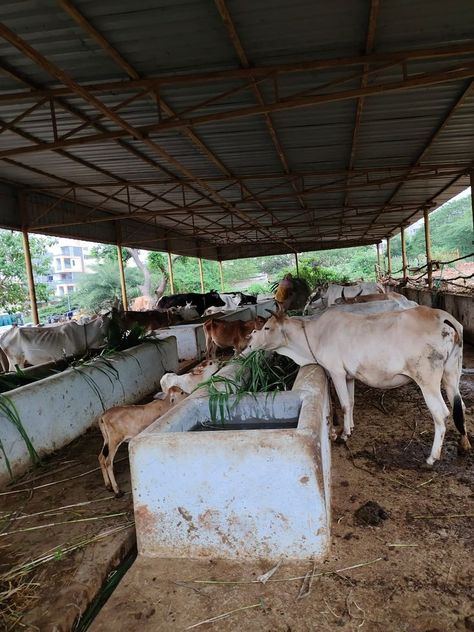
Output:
304,281,384,314
169,302,200,322
244,307,470,465
157,359,220,397
0,316,109,370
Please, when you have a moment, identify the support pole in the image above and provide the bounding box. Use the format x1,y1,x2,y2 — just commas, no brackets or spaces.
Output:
386,237,392,276
19,193,39,325
376,242,382,274
294,252,300,276
167,251,175,294
423,207,433,289
116,223,128,310
21,228,39,325
198,257,205,293
470,169,474,235
400,225,408,279
218,260,225,292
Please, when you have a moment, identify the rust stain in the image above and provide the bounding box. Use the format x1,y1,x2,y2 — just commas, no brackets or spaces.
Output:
299,475,309,485
134,504,156,538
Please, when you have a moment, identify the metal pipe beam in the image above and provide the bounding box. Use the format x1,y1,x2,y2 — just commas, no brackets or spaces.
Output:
386,237,392,276
401,226,408,278
219,260,225,292
21,228,39,325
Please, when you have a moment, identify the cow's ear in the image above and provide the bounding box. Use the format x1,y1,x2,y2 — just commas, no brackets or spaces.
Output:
275,303,287,318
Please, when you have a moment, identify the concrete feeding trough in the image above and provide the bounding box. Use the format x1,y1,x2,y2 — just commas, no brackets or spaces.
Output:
130,364,331,561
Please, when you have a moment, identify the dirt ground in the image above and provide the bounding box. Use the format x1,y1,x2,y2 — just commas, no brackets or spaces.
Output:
1,350,473,632
90,349,474,632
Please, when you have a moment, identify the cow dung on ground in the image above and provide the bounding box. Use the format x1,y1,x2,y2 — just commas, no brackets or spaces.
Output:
354,500,389,526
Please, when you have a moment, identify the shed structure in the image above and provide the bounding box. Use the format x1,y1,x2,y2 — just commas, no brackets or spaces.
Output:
0,0,473,261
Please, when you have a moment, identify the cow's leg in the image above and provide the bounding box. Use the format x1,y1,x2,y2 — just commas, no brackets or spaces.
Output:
104,442,123,497
442,350,471,452
98,446,112,491
330,373,353,440
419,385,449,465
347,378,355,431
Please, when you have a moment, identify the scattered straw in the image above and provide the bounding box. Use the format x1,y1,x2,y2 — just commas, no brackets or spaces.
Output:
387,543,418,548
185,601,262,629
192,557,383,585
411,513,474,520
257,560,282,585
0,512,129,537
297,560,316,600
0,457,128,496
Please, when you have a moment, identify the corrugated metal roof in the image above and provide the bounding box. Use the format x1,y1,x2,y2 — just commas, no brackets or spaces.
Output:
0,0,473,259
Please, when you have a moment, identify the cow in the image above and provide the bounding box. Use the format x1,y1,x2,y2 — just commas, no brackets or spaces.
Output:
0,316,109,370
98,386,187,496
117,309,182,333
204,316,267,357
168,302,200,322
243,307,470,465
220,291,258,306
305,281,384,313
158,290,225,316
157,359,220,397
218,293,242,310
334,291,414,307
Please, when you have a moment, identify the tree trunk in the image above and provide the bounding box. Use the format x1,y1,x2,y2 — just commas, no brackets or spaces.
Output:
129,248,151,297
153,275,167,307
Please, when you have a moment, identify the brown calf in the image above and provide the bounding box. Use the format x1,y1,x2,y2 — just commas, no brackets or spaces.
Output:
98,386,187,496
204,316,266,357
118,309,182,333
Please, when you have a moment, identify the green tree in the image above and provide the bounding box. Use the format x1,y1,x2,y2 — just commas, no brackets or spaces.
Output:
75,260,143,310
0,229,54,312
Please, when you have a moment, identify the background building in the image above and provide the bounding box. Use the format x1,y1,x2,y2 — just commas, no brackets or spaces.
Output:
46,239,94,297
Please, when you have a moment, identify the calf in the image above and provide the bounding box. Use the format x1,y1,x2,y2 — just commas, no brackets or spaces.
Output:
98,386,187,496
334,291,412,306
244,307,470,465
204,316,266,357
158,359,220,396
118,309,182,333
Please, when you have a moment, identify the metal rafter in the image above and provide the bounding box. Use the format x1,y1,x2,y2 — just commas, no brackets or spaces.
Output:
56,0,294,245
2,61,474,158
364,77,474,237
214,0,306,217
2,41,474,104
342,0,379,227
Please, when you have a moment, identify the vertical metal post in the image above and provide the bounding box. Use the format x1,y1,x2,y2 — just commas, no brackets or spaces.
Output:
167,251,175,294
386,237,392,276
218,260,225,292
115,223,128,310
198,257,205,292
401,225,408,278
423,207,433,289
19,193,39,325
470,169,474,234
294,252,300,276
376,242,381,273
21,228,39,325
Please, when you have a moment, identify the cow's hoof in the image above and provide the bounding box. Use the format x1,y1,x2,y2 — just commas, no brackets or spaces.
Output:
458,435,472,454
114,491,124,499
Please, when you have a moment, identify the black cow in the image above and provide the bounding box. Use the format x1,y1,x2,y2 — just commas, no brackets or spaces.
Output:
157,290,225,316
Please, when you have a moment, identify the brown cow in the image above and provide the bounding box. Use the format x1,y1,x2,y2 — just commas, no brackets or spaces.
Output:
118,309,183,333
204,316,266,357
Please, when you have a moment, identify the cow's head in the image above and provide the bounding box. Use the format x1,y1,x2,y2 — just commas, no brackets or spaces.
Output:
205,290,225,308
242,310,287,355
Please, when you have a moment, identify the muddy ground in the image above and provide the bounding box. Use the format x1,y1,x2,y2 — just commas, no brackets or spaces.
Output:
1,350,473,631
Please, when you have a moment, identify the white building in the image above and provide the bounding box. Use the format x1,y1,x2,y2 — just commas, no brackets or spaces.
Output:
47,239,94,297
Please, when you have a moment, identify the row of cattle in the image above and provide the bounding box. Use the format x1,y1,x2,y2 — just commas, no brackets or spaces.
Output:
0,289,257,371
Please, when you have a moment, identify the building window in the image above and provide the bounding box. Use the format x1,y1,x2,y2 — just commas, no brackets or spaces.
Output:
56,258,61,270
64,258,71,269
58,286,65,296
67,286,74,294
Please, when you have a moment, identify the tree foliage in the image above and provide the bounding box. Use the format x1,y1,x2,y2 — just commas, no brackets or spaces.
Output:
0,229,54,313
75,260,143,310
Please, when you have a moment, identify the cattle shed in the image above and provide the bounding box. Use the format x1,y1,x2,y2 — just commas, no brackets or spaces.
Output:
1,4,474,632
0,0,473,267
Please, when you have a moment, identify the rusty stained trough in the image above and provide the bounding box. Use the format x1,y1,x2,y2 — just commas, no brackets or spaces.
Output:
129,364,331,561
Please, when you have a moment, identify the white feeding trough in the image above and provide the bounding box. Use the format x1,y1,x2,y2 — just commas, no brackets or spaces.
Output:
130,364,331,561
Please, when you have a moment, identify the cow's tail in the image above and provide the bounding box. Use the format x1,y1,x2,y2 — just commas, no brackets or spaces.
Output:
442,318,471,451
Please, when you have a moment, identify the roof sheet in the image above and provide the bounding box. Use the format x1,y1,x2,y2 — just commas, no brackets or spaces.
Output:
0,0,473,259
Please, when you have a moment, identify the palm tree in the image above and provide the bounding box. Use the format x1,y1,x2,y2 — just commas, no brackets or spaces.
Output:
75,260,143,310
